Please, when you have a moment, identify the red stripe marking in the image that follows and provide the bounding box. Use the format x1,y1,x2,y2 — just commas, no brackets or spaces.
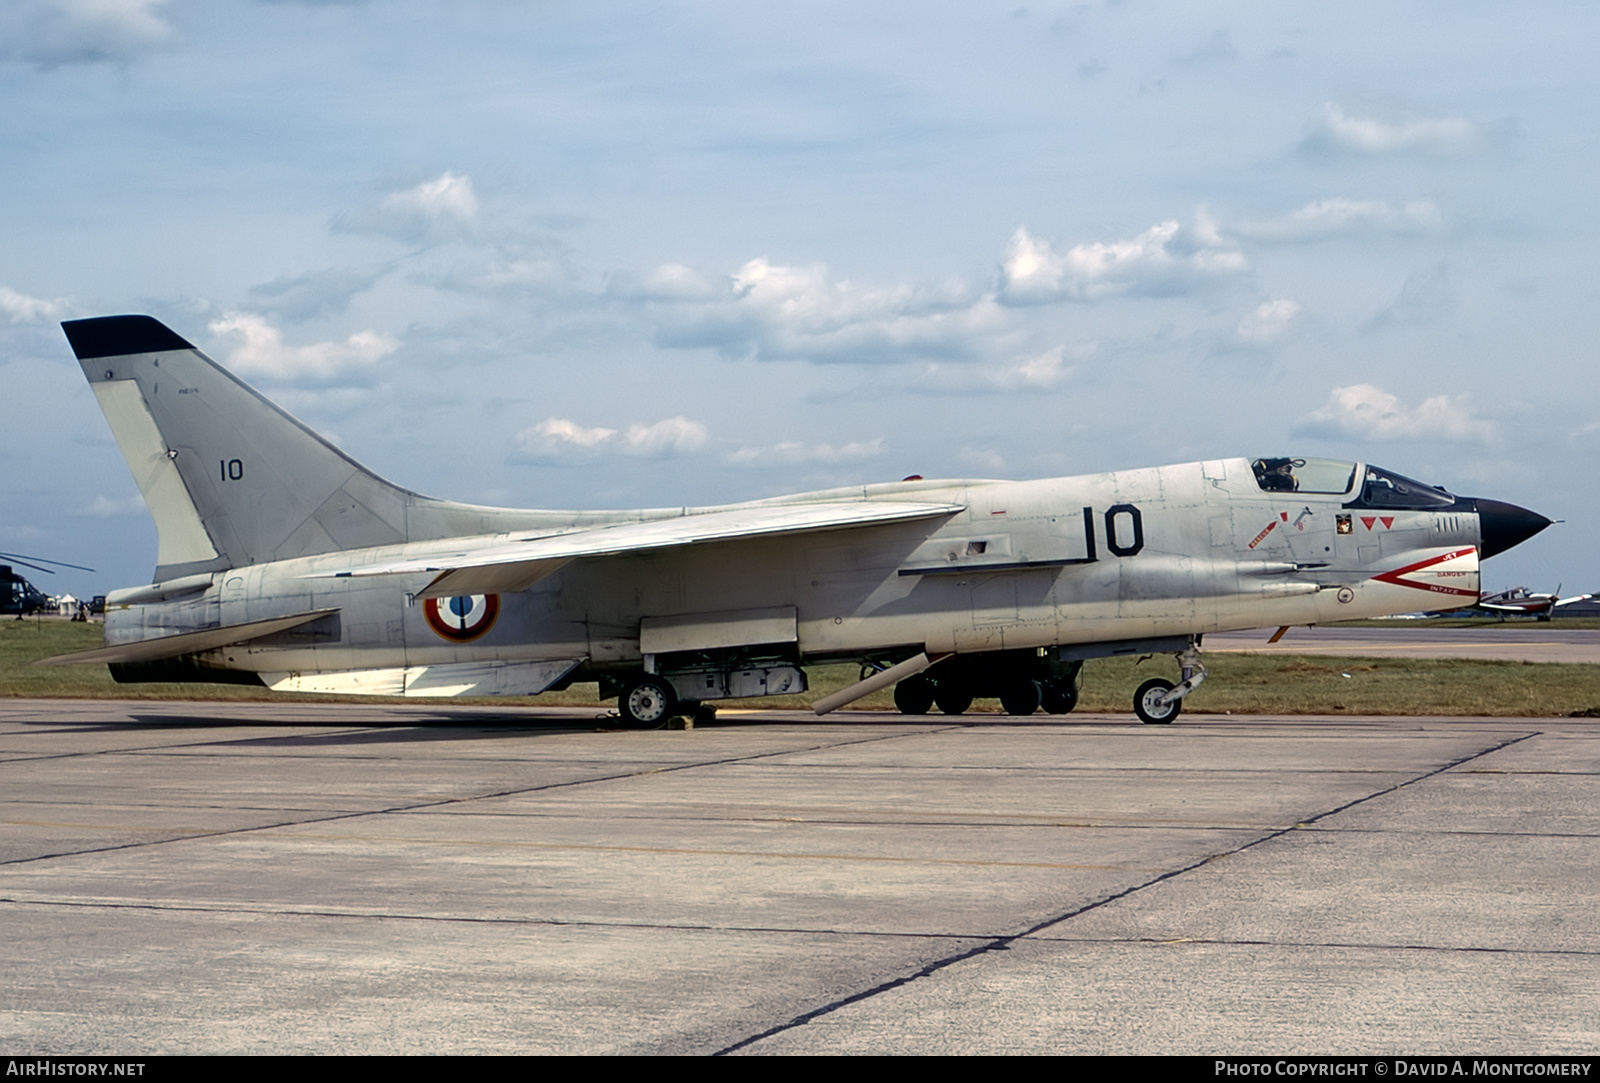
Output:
1371,547,1479,597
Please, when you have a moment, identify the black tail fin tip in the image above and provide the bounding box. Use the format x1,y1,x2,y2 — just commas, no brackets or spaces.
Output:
62,316,194,361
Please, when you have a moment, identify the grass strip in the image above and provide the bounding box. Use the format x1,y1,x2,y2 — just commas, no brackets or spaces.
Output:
6,616,1597,717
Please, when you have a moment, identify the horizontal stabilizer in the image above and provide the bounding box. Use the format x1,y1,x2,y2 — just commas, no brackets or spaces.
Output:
35,609,341,667
314,500,966,598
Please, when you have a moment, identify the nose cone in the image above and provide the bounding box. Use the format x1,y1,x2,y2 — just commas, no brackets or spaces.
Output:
1472,498,1553,559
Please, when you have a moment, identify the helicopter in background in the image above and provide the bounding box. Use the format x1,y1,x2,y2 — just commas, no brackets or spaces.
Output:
2,553,95,617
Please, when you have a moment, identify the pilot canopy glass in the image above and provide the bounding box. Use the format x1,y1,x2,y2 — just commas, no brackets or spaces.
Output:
1250,457,1357,495
1356,464,1457,509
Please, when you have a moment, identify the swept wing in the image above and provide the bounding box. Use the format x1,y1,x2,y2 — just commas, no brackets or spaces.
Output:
316,500,966,598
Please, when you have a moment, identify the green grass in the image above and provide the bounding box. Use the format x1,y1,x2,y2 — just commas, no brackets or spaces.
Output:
1328,616,1600,630
8,615,1599,717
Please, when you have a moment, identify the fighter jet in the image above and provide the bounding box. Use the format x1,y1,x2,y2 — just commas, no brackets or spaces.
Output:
41,316,1553,724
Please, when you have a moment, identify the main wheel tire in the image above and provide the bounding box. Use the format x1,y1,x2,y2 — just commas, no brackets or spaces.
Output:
934,683,973,716
999,678,1042,716
1040,680,1079,715
620,675,677,727
893,674,935,715
1134,677,1180,725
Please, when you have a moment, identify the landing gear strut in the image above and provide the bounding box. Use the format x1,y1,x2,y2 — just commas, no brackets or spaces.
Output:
1132,641,1207,724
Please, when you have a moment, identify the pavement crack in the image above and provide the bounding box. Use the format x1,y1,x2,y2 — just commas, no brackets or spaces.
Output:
713,728,1541,1056
0,726,948,868
0,895,1000,942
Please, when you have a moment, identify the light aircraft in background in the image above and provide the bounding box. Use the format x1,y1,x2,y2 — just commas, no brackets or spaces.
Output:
42,318,1554,724
1466,586,1593,621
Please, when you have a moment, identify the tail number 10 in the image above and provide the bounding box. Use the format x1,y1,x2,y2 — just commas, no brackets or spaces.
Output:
220,458,244,481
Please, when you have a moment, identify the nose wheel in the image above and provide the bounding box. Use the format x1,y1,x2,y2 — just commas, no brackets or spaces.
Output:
1132,641,1207,724
1134,678,1180,724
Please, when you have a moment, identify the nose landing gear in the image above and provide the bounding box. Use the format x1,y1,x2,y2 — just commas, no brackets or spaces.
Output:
1133,641,1207,724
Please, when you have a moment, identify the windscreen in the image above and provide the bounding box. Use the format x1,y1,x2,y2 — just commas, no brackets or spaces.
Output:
1354,464,1457,509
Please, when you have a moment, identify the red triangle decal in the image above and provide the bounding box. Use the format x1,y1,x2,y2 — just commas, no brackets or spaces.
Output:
1380,516,1395,530
1361,516,1376,530
1279,511,1289,521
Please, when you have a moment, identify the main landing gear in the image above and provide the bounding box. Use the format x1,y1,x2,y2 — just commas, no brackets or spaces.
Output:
619,674,676,726
887,638,1207,723
889,650,1082,717
615,673,716,728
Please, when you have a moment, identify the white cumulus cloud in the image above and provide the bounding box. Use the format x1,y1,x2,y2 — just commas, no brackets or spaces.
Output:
384,172,478,223
513,415,710,463
3,0,172,67
1295,384,1496,443
526,418,617,449
1005,345,1072,387
1234,299,1302,344
1234,198,1443,243
625,219,1248,369
208,313,398,384
607,263,719,302
726,438,884,466
903,342,1092,395
997,220,1245,305
619,416,710,458
1303,105,1513,158
335,172,480,244
0,286,66,323
647,257,1005,365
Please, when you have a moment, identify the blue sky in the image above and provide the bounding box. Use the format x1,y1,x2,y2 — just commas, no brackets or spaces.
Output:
2,0,1595,600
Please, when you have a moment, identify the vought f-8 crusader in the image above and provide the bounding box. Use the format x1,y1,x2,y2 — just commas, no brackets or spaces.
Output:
44,316,1552,724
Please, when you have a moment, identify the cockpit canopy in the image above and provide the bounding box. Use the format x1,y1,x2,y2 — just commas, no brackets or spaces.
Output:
1250,457,1357,495
1353,464,1457,509
1251,457,1458,509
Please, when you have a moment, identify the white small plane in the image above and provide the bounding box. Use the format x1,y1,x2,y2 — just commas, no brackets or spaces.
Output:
1467,586,1593,621
43,316,1553,724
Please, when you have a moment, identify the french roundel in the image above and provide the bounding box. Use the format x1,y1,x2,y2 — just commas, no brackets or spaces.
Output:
423,593,500,642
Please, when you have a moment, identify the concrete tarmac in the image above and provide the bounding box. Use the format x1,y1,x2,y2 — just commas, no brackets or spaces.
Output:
2,698,1597,1055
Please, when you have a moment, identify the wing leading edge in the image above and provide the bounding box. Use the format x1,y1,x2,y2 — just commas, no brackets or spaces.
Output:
316,500,967,599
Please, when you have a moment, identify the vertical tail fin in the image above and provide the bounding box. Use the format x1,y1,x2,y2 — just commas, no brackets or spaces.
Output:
64,315,415,581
